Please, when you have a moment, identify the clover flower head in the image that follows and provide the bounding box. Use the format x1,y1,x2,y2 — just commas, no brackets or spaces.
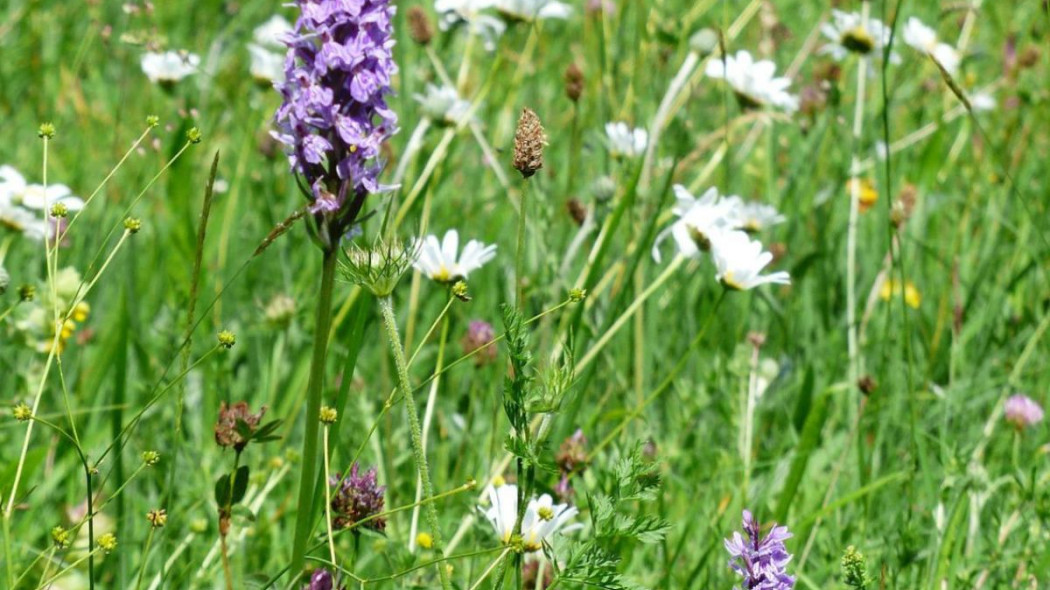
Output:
1004,394,1044,430
330,463,386,531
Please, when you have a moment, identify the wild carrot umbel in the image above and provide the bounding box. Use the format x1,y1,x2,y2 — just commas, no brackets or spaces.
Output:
273,0,400,578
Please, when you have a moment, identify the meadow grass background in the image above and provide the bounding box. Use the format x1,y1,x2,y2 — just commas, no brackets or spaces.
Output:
1,0,1050,588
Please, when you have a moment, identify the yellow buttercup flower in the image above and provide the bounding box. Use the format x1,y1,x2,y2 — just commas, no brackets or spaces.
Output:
879,278,921,309
846,179,878,213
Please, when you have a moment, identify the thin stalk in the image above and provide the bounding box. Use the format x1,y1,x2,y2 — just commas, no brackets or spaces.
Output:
290,249,339,580
846,4,871,400
409,310,451,551
378,295,453,590
469,548,513,590
741,338,761,504
515,180,530,307
134,528,156,590
323,426,338,570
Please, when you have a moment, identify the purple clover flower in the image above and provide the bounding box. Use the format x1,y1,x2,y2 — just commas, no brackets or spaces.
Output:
303,568,344,590
725,510,795,590
274,0,399,249
330,463,386,531
1004,394,1044,429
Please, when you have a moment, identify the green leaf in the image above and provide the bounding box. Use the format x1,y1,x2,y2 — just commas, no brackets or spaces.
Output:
214,473,231,507
231,465,250,505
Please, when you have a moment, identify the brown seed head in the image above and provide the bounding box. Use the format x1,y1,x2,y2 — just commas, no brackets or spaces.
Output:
407,6,434,46
1018,46,1040,69
891,184,918,229
858,375,877,396
566,198,586,226
564,63,584,102
513,107,546,179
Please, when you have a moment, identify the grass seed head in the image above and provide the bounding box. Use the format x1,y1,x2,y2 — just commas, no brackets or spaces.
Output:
513,107,547,179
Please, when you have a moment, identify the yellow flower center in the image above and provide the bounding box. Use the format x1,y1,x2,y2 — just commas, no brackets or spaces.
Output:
842,26,875,54
538,506,555,521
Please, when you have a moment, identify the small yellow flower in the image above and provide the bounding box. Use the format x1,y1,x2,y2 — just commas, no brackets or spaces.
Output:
846,179,878,213
72,302,90,322
491,475,506,487
217,330,236,349
319,406,338,425
97,532,118,554
13,403,32,422
537,506,555,521
415,532,434,549
879,278,921,309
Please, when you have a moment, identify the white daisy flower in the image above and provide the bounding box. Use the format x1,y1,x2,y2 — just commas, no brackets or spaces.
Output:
819,10,897,62
248,44,285,83
902,17,960,76
412,229,497,283
493,0,572,22
479,484,581,551
140,50,201,85
0,165,82,241
480,483,519,544
722,196,786,233
604,122,648,159
414,84,472,126
435,0,507,50
971,91,996,112
520,493,581,551
705,50,798,112
652,186,738,262
710,230,790,290
252,14,292,49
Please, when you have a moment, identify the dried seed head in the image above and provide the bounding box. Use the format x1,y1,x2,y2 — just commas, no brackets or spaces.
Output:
858,375,877,396
566,198,586,226
147,508,167,528
891,184,917,229
407,6,434,46
512,108,546,179
564,63,584,102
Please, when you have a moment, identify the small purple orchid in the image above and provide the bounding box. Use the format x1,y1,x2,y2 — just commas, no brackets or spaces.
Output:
725,510,795,590
273,0,400,249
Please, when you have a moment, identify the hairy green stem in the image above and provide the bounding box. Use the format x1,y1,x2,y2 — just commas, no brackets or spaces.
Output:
290,249,338,580
378,295,453,590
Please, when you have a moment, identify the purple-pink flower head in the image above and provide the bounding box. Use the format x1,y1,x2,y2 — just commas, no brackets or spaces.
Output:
303,568,344,590
1004,394,1044,430
329,462,386,531
273,0,399,249
725,510,795,590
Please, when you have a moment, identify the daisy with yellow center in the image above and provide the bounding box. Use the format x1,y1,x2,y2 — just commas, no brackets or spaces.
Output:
479,482,581,552
412,229,497,284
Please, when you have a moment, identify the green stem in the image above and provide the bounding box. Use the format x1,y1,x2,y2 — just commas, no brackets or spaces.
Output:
515,180,530,307
134,527,155,590
290,249,338,580
378,295,453,590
